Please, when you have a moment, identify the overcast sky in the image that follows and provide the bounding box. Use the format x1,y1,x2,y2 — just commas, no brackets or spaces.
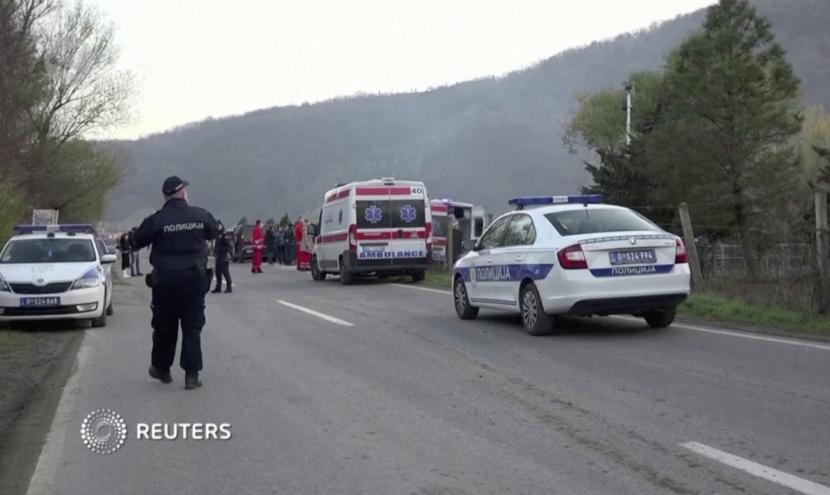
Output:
91,0,715,140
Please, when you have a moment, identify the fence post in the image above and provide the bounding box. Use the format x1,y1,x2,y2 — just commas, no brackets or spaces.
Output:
678,202,705,292
447,223,454,275
815,190,830,314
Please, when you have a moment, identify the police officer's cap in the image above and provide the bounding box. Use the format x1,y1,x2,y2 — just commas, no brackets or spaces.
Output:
162,176,189,195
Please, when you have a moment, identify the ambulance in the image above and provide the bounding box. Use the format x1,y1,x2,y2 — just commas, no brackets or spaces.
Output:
311,178,433,284
430,199,488,264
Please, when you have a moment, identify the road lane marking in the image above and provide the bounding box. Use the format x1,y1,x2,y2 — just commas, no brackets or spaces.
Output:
680,442,830,495
392,285,830,352
276,300,354,327
613,316,830,352
392,283,451,295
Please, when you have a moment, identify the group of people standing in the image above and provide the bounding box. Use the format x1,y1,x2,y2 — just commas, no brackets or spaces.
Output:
250,218,314,273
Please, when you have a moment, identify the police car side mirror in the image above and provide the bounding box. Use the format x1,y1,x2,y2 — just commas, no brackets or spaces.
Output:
101,254,118,264
461,239,478,252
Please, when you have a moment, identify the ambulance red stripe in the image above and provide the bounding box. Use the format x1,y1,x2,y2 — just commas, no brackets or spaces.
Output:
318,232,349,243
355,187,412,196
355,230,427,240
324,189,350,203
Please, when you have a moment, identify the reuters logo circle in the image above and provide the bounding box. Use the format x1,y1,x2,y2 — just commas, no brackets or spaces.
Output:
80,409,127,454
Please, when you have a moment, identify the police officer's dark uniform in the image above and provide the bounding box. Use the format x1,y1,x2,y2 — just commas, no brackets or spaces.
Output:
130,176,218,390
212,225,233,293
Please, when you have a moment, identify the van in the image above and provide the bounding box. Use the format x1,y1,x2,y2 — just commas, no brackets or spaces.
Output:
232,224,255,262
430,199,488,264
311,178,432,284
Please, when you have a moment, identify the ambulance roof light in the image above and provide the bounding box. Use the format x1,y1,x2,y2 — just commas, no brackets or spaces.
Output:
380,177,396,185
508,195,603,210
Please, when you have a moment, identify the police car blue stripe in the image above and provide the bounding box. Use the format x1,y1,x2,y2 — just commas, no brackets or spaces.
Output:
454,264,554,283
590,264,674,277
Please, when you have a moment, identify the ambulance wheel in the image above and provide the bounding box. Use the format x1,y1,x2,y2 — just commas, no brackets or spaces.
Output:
453,276,478,320
520,283,554,336
311,256,326,281
339,258,354,285
106,300,114,316
411,270,425,283
644,307,676,328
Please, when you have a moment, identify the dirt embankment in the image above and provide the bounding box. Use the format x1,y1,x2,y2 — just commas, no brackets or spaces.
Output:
0,324,84,495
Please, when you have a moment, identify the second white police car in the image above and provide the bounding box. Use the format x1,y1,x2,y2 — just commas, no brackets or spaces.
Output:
452,195,691,335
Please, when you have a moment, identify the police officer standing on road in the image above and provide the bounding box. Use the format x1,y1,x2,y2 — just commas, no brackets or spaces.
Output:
130,176,218,390
212,222,233,294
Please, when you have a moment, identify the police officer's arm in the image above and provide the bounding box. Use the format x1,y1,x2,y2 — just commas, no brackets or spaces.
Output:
130,215,155,250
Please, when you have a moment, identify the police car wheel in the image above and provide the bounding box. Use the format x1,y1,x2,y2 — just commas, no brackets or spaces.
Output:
643,307,676,328
453,276,479,320
339,259,354,285
91,310,107,328
311,257,326,281
520,283,554,336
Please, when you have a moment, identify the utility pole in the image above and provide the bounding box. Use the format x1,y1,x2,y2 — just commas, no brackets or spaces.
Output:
624,82,633,146
678,203,705,292
815,189,830,313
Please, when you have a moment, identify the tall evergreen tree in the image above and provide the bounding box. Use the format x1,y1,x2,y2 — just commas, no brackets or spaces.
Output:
652,0,802,278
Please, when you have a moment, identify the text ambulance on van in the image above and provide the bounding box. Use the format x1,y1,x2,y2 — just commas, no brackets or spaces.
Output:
311,178,433,285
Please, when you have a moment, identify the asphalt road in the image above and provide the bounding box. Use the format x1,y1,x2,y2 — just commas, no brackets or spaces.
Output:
23,263,830,495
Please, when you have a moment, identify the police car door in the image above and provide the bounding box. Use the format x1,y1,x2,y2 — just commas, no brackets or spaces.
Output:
490,214,537,306
469,215,510,306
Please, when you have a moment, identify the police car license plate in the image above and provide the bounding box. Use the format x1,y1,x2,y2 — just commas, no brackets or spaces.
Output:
609,249,656,266
20,297,61,307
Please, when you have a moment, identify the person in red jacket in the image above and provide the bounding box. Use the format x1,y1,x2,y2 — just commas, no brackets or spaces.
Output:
251,220,264,274
294,217,311,271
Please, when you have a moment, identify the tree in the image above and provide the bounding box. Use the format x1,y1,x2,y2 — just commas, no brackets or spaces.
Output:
0,0,50,174
279,214,290,227
0,0,132,241
265,218,276,226
238,216,248,225
24,0,133,207
565,71,665,208
650,0,802,278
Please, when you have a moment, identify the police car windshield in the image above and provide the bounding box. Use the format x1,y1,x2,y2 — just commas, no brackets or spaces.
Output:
545,208,659,236
1,238,97,263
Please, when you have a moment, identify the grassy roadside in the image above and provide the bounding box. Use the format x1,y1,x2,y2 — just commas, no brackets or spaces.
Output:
404,271,830,338
678,293,830,337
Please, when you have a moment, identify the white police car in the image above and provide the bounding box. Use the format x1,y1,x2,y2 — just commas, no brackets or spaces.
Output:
0,225,117,327
452,195,691,335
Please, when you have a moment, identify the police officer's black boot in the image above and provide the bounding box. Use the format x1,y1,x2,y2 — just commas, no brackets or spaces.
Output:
185,373,202,390
148,366,173,384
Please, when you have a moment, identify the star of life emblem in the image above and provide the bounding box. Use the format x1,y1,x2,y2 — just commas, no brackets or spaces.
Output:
400,204,418,224
364,205,383,224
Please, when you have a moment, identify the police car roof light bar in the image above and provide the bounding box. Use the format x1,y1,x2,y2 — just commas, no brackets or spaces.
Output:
508,195,603,210
14,224,96,235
